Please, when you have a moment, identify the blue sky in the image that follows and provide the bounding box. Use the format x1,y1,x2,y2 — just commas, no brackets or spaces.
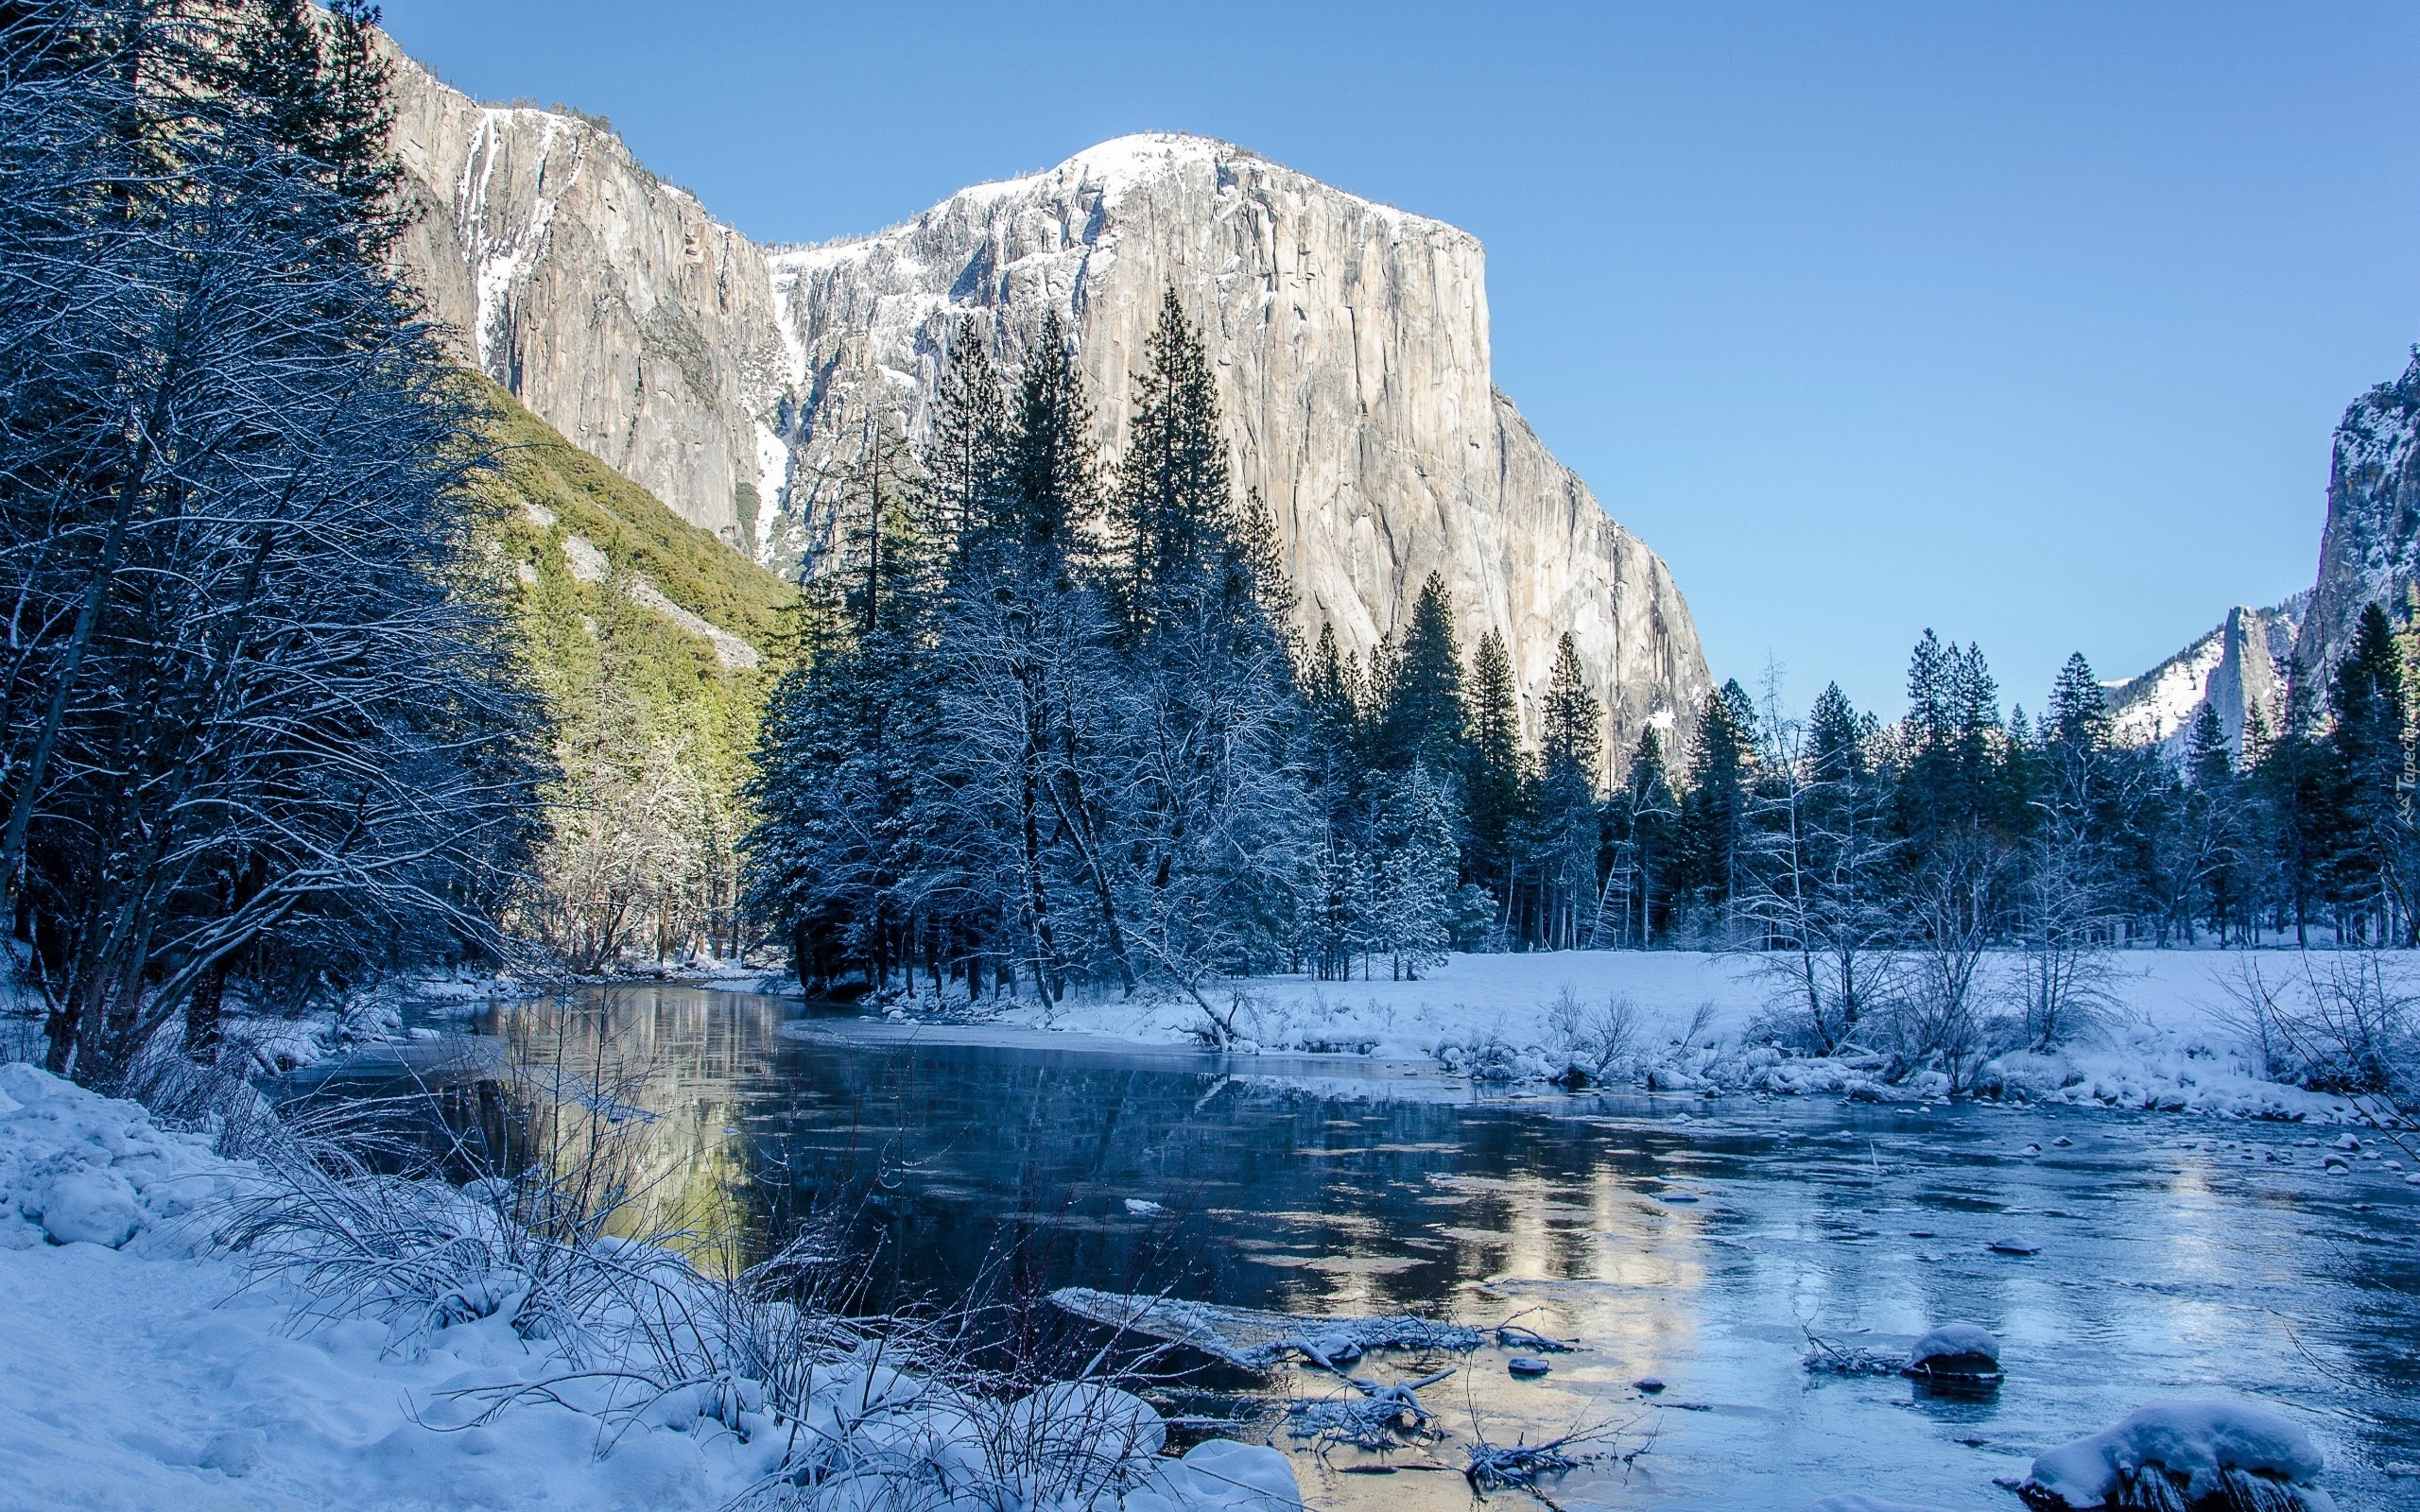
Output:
384,2,2420,720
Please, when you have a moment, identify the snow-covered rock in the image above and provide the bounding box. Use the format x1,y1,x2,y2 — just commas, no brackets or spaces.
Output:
1132,1439,1304,1512
1905,1324,2000,1377
2024,1400,2328,1510
31,1165,141,1247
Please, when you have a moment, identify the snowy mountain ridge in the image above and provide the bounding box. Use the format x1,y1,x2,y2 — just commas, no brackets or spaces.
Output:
2112,350,2420,755
2106,595,2304,758
380,43,1711,761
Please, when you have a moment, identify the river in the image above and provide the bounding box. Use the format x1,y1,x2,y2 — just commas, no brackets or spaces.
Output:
324,985,2417,1511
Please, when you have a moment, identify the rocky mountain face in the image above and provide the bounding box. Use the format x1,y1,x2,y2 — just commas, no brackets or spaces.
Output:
381,51,1710,764
2292,352,2420,689
2106,595,2305,759
2111,352,2420,758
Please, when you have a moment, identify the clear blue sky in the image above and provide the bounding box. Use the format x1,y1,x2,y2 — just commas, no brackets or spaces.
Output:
384,1,2420,720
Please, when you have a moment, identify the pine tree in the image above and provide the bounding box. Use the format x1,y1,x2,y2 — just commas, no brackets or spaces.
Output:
2047,650,2111,753
227,0,404,250
1531,633,1603,947
1678,679,1755,921
1602,725,1677,946
2187,701,2231,788
1462,627,1527,908
1377,572,1467,775
991,310,1094,571
1109,287,1230,637
2323,601,2411,939
1807,682,1867,783
925,318,1009,540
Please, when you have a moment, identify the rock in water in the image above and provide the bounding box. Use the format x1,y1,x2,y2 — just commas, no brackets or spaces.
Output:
379,41,1712,760
1507,1356,1551,1377
2022,1400,2326,1511
1905,1324,2001,1378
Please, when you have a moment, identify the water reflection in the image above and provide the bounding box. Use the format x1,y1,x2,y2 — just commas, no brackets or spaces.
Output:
384,988,2417,1512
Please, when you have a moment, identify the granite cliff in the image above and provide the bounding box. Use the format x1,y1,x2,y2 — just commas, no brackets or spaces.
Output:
384,56,1710,760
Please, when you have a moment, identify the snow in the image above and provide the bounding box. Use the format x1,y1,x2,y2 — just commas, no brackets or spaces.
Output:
0,1065,1303,1512
2025,1400,2328,1508
1801,1498,1956,1512
1904,1324,1999,1372
902,949,2369,1122
2106,626,2227,747
457,111,574,378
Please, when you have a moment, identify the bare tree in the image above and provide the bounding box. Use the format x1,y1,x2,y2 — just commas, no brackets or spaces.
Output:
0,4,544,1080
1736,677,1904,1053
1897,834,2014,1095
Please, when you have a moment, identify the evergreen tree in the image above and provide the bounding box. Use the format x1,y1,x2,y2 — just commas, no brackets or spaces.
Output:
925,318,1009,539
1462,627,1527,912
1678,679,1756,923
1531,633,1603,947
2047,651,2111,752
1109,287,1230,636
1377,572,1467,775
1807,682,1867,783
2323,602,2412,939
1602,725,1677,946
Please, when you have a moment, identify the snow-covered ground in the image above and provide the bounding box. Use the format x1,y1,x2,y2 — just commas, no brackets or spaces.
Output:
0,1063,1305,1512
892,950,2387,1124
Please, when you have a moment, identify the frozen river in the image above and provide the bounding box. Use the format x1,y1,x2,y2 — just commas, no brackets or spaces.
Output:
368,986,2417,1511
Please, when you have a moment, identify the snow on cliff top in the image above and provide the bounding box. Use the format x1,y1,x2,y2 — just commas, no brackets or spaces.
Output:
769,132,1447,275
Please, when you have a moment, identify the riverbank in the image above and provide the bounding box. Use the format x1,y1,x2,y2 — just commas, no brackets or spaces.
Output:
848,950,2394,1125
0,1062,1303,1512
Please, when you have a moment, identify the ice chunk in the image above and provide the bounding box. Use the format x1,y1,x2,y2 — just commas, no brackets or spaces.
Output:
36,1167,141,1247
1906,1323,2000,1376
2026,1400,2325,1508
1049,1288,1479,1369
1124,1198,1165,1215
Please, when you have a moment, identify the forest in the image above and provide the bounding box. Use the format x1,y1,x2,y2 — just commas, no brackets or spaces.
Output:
8,0,2420,1093
743,282,2420,1043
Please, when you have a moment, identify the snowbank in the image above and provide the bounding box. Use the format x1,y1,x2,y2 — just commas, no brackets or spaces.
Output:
0,1065,1301,1512
2023,1400,2329,1510
865,950,2371,1122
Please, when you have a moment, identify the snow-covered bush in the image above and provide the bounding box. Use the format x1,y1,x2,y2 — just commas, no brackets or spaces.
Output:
1543,987,1642,1085
2219,951,2418,1114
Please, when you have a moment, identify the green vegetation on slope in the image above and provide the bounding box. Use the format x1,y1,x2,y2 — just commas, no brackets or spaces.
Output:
465,377,799,968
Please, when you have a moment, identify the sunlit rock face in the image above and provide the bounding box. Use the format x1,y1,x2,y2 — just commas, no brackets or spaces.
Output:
386,43,1711,760
386,66,785,552
2295,352,2420,692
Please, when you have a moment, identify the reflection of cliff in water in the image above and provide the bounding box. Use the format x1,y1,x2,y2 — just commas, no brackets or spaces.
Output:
464,988,793,1276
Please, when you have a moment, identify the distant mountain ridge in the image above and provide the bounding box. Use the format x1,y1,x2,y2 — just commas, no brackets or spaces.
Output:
2105,594,2305,758
2110,350,2420,758
379,45,1710,762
